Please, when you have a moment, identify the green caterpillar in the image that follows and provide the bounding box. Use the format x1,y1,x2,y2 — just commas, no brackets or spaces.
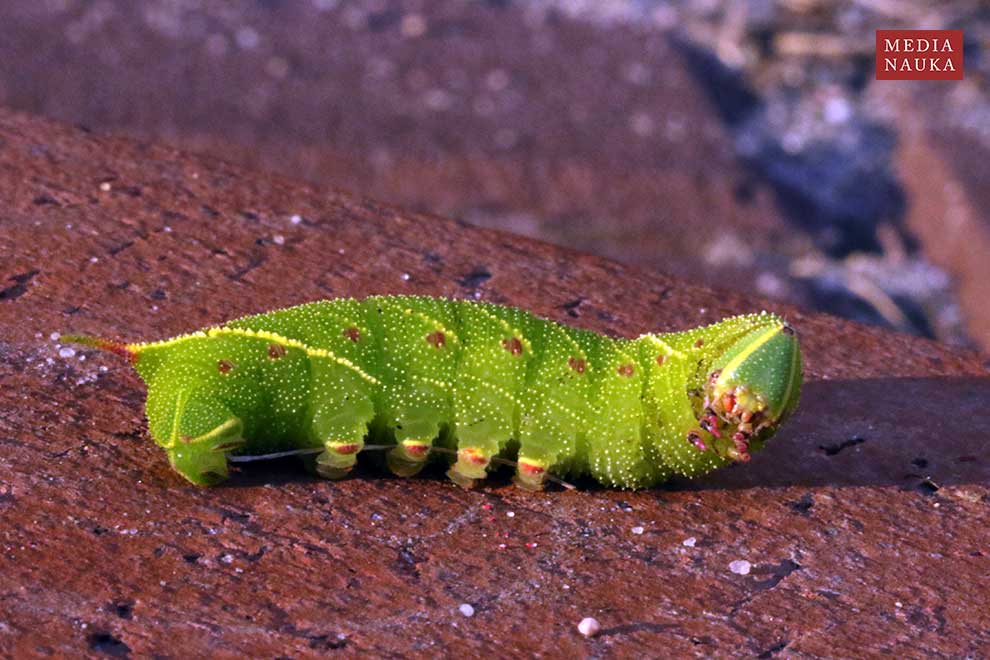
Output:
66,296,802,490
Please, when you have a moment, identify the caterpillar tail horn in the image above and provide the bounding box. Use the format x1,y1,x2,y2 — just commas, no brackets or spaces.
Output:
60,335,137,363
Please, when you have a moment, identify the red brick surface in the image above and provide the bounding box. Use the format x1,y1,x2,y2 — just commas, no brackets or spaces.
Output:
1,110,988,656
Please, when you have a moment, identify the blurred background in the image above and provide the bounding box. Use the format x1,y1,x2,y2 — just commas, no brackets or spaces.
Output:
1,0,987,351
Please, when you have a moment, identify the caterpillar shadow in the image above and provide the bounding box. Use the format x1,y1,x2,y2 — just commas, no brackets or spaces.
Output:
677,377,990,491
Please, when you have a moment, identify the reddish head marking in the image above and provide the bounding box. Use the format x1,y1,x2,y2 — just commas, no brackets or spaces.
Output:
568,357,586,374
426,331,446,349
333,443,361,455
217,360,234,374
502,337,523,355
617,363,635,377
343,327,361,342
686,432,707,452
267,343,288,360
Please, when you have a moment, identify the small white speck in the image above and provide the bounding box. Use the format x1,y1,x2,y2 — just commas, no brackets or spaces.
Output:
577,617,601,637
729,559,751,575
683,537,697,547
400,273,411,281
290,214,302,225
163,225,173,233
50,332,61,341
99,365,108,373
78,354,86,362
895,601,903,608
99,182,111,192
563,584,570,590
631,526,644,535
220,554,234,564
272,234,285,245
58,347,76,359
506,511,515,518
458,603,475,617
89,256,98,263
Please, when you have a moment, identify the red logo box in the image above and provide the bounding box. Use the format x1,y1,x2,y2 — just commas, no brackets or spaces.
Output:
876,29,963,80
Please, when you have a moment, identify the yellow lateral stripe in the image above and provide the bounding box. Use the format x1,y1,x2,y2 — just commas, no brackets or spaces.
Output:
207,327,380,385
719,324,783,378
641,335,686,360
780,333,800,412
129,326,379,385
128,331,207,353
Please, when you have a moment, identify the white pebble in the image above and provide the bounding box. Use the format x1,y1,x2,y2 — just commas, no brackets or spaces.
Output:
458,603,475,617
290,214,302,225
58,347,76,359
99,182,111,192
272,234,285,246
400,272,411,281
729,559,751,575
682,537,697,547
220,554,234,564
506,511,515,518
631,526,644,535
50,332,61,341
577,617,601,637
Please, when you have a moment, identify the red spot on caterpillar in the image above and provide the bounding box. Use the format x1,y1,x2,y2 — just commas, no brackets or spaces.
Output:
343,327,361,342
695,339,704,348
617,363,635,377
568,357,586,374
519,461,545,475
404,443,430,457
180,435,193,444
267,343,287,360
333,443,361,455
426,331,446,348
502,337,523,355
655,354,666,366
217,360,234,374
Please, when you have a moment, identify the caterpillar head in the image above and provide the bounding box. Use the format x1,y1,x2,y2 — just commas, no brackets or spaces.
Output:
698,322,802,463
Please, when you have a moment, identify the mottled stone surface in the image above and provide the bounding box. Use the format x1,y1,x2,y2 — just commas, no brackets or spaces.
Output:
1,110,988,657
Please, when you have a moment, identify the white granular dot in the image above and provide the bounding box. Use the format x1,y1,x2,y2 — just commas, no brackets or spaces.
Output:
506,511,515,518
50,332,61,341
458,603,475,617
729,559,751,575
290,214,302,225
99,182,111,192
631,526,644,535
682,537,697,547
272,235,285,245
220,554,234,564
577,617,601,637
400,273,411,281
58,347,76,359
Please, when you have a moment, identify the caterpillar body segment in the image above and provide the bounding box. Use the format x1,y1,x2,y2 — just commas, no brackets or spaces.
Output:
66,296,802,489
